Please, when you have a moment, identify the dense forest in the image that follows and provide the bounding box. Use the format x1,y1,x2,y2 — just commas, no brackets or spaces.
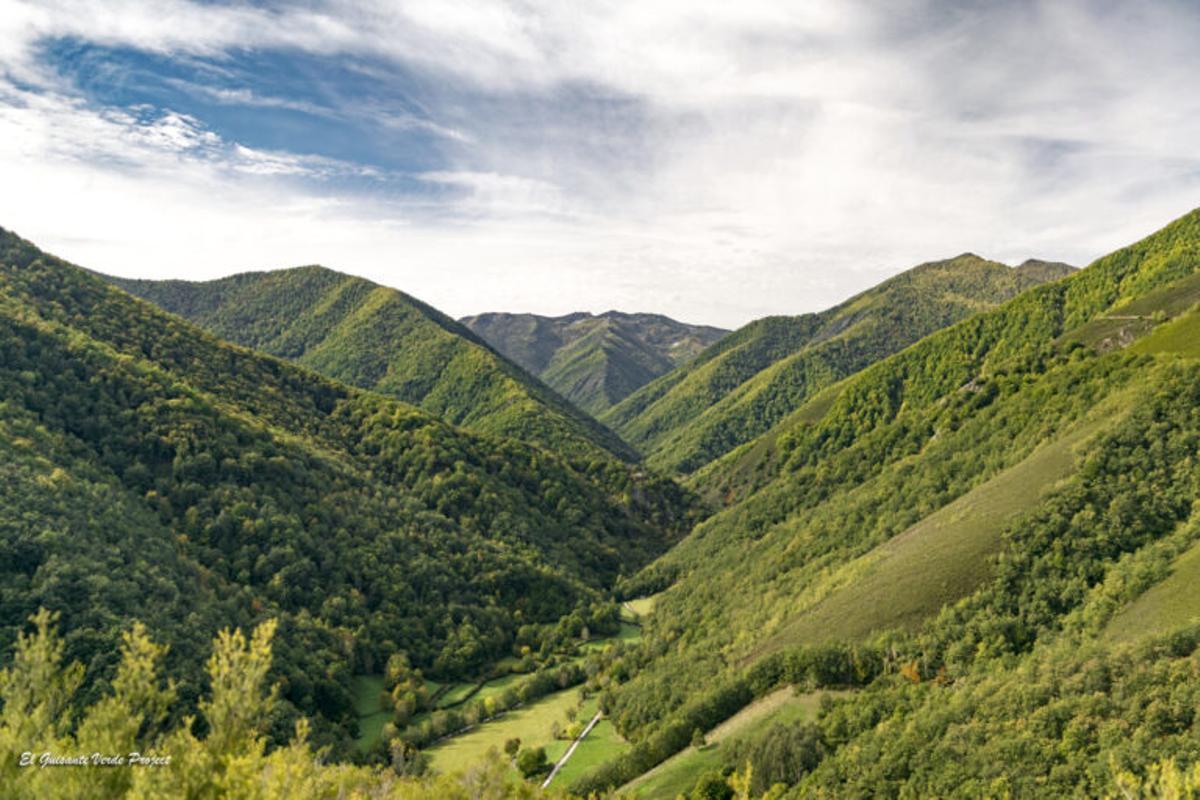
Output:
0,227,694,759
601,255,1074,475
461,311,728,415
9,208,1200,798
564,207,1200,797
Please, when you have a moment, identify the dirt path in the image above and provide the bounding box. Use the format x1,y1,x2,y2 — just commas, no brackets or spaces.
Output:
541,711,602,788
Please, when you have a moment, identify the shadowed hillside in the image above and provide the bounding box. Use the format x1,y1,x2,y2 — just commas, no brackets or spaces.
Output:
0,227,694,757
461,310,728,415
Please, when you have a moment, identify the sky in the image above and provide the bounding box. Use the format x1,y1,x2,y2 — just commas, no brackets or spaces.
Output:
2,1,1199,328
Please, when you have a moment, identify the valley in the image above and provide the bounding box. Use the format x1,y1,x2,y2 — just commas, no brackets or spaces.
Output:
7,208,1200,798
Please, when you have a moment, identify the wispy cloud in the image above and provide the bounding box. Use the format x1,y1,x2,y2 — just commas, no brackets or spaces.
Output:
2,1,1199,327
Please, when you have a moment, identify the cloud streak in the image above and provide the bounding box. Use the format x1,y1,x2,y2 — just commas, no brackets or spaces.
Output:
2,0,1199,327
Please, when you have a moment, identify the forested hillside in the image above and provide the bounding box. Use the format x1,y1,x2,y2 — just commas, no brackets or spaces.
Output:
461,311,728,415
0,227,693,758
602,255,1074,474
565,208,1200,797
108,268,636,461
12,208,1200,798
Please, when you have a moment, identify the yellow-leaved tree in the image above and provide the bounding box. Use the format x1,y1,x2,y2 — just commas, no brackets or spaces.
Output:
0,610,566,800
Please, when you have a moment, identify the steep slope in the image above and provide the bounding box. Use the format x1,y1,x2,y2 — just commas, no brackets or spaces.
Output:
602,254,1075,473
0,227,691,755
460,311,728,415
107,268,637,461
569,208,1200,797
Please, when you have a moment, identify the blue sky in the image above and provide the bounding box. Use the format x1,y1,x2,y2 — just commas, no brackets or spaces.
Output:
2,1,1200,327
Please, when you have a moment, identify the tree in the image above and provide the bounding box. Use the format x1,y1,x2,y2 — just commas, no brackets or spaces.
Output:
0,608,567,799
690,770,733,800
390,740,428,777
516,746,547,779
692,727,707,749
503,737,521,758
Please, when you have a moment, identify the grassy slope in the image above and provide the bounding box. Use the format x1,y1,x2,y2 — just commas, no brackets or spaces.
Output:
550,717,630,788
462,311,729,416
620,688,834,799
423,625,643,775
1105,538,1200,643
625,595,659,618
108,268,637,461
351,676,391,753
1095,310,1200,643
603,255,1074,474
425,687,584,774
600,209,1200,755
753,395,1133,656
1131,305,1200,358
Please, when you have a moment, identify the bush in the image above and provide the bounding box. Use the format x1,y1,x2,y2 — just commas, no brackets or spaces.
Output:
516,746,548,778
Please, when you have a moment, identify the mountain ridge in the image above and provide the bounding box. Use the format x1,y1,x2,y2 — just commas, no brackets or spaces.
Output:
0,225,693,757
460,310,729,415
107,266,638,462
601,254,1076,474
569,207,1200,798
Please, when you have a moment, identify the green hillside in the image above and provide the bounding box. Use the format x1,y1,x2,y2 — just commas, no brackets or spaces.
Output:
566,208,1200,797
602,255,1074,474
108,268,637,461
0,227,692,757
14,206,1200,799
461,311,728,416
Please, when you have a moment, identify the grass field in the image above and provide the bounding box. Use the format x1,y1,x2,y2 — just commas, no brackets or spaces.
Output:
753,397,1131,658
624,595,659,619
549,696,629,788
475,672,523,700
1061,271,1200,351
436,682,479,708
424,685,584,774
581,623,642,653
1105,538,1200,642
551,718,628,787
1131,308,1200,358
350,675,390,753
351,620,645,760
619,688,837,799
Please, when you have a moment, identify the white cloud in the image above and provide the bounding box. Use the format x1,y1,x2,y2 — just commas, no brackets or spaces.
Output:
1,1,1199,328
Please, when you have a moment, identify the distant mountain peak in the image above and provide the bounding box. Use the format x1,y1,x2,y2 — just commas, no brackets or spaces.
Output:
106,266,638,461
461,310,729,416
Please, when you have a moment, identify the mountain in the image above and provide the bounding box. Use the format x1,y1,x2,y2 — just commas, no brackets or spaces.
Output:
601,254,1076,474
14,207,1200,799
0,227,693,755
107,268,637,461
569,208,1200,797
460,311,729,416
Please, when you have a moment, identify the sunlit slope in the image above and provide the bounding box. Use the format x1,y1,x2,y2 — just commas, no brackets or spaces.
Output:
603,255,1073,474
752,393,1133,655
1105,535,1200,643
604,208,1200,742
110,267,637,461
